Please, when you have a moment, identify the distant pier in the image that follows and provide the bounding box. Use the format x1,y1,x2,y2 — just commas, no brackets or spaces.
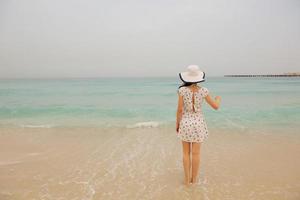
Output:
224,73,300,77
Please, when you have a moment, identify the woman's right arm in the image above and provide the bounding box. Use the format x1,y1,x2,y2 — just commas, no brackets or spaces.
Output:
176,93,184,132
205,95,221,110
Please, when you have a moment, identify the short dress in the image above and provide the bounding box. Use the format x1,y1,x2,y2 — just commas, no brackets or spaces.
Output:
177,86,209,143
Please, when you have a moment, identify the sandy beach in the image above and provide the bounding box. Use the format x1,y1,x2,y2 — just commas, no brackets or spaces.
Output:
0,126,299,200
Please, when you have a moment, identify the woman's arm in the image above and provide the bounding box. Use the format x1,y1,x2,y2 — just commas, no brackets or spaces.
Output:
176,93,184,132
205,95,221,110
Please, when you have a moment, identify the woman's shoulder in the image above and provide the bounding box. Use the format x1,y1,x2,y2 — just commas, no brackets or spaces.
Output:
199,87,209,97
178,86,187,91
178,86,187,95
200,86,208,91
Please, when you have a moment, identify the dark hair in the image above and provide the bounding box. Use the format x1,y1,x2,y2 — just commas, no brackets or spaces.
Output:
178,82,197,89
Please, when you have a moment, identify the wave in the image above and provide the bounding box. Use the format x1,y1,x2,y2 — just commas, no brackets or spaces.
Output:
126,121,160,128
19,124,55,128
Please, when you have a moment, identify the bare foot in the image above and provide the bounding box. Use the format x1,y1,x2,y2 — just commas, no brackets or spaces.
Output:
191,178,198,185
184,178,190,186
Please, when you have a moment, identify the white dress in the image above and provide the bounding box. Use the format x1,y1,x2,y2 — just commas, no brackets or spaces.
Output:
177,86,209,143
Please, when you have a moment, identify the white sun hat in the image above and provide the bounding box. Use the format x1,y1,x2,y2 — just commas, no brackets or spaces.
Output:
179,65,205,83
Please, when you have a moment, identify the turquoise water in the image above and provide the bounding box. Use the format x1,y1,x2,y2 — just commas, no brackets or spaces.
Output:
0,77,299,130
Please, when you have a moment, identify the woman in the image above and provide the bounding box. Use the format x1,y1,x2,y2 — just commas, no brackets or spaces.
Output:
176,65,221,186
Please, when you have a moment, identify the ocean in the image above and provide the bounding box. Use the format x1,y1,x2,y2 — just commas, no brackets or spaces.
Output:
0,77,300,200
0,77,299,130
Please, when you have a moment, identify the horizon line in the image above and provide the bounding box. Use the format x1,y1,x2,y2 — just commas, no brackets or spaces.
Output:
0,75,225,80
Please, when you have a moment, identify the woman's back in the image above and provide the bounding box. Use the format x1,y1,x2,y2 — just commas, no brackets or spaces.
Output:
178,86,209,115
177,85,209,143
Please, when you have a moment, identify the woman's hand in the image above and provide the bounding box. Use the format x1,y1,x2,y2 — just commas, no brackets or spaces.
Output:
176,123,179,133
205,95,221,110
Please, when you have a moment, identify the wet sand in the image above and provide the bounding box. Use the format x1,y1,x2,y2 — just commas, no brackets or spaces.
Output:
0,127,299,200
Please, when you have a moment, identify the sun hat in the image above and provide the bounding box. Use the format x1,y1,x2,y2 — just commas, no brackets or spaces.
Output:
179,65,205,83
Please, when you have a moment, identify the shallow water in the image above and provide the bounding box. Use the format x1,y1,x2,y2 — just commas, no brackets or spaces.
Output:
0,127,299,200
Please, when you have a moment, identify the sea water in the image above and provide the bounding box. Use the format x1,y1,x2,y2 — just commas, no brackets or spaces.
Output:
1,77,300,200
0,77,299,131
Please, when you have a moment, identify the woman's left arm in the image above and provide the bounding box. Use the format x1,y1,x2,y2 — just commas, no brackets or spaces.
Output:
176,93,184,132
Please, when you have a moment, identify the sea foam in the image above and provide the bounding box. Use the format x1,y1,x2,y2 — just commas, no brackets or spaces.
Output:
20,124,54,128
126,121,160,128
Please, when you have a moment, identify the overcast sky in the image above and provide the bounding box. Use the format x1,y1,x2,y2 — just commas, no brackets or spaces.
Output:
0,0,299,78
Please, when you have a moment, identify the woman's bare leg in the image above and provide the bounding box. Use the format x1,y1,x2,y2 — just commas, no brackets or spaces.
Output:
191,142,201,184
182,141,191,185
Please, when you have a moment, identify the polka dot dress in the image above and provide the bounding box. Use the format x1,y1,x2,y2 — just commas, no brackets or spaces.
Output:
177,86,209,143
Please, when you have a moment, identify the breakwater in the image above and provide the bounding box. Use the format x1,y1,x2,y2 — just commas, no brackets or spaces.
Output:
224,74,300,77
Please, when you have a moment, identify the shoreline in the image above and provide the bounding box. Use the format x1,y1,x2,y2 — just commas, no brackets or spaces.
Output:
1,123,299,134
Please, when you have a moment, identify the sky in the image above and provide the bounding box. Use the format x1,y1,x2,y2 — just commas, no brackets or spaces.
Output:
0,0,299,78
